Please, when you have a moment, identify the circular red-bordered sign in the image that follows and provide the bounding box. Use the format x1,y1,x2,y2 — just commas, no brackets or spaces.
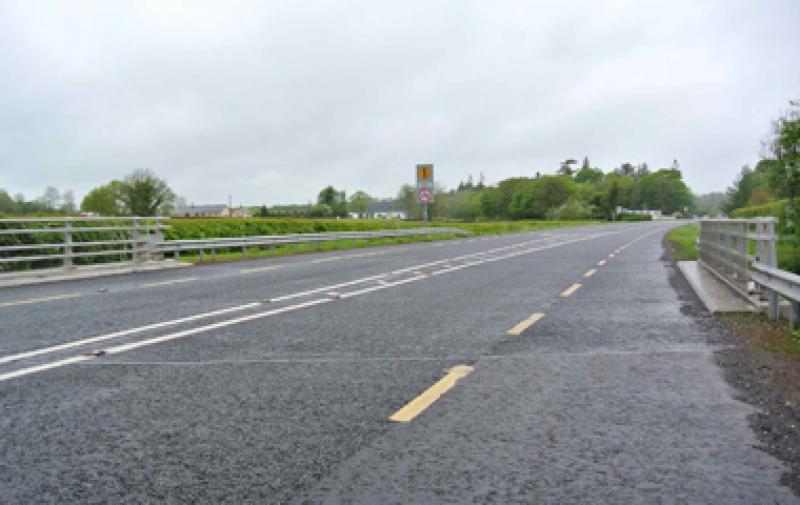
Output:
417,187,433,204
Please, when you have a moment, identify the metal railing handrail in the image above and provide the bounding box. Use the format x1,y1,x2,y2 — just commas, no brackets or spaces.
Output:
750,262,800,326
0,216,168,269
155,227,467,261
0,216,167,223
1,220,468,272
696,216,800,326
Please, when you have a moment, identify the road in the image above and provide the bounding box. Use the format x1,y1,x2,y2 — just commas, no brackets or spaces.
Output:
1,222,796,503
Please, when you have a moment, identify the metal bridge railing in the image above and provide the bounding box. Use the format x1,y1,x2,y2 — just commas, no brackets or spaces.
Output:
697,217,800,325
698,217,778,298
0,217,167,271
155,227,468,262
0,219,467,273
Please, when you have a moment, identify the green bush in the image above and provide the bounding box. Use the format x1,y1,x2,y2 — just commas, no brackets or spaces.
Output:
545,199,591,220
731,200,789,233
163,217,415,240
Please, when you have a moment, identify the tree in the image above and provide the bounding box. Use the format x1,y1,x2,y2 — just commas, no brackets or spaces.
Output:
723,165,767,214
119,169,176,216
0,189,13,213
581,156,590,171
61,190,76,214
479,187,504,219
349,190,374,218
530,176,578,217
317,185,347,217
575,166,603,184
558,159,577,177
256,205,269,217
636,169,693,214
616,162,635,177
81,180,125,216
40,186,61,210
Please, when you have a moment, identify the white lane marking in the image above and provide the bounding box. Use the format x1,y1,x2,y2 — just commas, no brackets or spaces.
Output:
311,256,344,264
339,275,427,298
104,298,332,355
0,226,643,380
0,293,81,308
584,269,597,278
597,260,606,266
0,302,263,365
0,355,93,382
240,265,284,273
269,274,389,303
138,277,199,289
311,250,388,264
0,299,332,382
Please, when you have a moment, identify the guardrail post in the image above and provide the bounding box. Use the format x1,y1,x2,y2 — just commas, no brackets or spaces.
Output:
211,248,216,262
64,221,73,269
242,245,248,257
132,218,142,263
199,249,205,262
790,301,800,329
769,290,780,320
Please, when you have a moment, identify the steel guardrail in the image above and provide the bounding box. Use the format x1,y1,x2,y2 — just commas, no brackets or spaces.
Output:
695,217,800,324
0,217,167,271
1,219,467,272
750,262,800,326
155,227,468,261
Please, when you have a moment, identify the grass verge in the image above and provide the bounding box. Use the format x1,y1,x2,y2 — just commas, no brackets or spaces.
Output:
666,223,699,261
719,312,800,358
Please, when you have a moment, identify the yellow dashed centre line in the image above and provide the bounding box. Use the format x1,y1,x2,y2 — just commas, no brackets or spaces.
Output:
560,283,582,298
0,293,82,308
507,312,545,336
389,365,474,422
583,268,597,278
597,260,607,266
138,277,199,289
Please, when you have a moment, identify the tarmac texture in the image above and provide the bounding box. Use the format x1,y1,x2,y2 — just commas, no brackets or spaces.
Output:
1,222,796,503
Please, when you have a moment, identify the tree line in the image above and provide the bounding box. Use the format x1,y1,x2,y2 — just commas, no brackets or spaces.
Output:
3,160,697,221
396,159,693,221
719,99,800,230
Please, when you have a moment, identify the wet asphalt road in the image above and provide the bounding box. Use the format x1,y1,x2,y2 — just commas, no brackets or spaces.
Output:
1,222,796,503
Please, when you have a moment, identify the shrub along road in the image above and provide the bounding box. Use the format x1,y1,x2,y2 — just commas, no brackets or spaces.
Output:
0,222,796,503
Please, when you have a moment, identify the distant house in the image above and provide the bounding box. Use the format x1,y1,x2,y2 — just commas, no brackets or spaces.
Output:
174,204,251,218
368,199,406,219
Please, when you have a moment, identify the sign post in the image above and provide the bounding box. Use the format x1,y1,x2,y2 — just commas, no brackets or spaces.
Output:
416,164,434,223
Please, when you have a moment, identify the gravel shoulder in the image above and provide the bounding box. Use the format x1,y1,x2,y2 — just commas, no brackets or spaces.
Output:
664,235,800,496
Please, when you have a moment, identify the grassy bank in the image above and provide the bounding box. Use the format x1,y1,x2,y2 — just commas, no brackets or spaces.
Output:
666,223,699,261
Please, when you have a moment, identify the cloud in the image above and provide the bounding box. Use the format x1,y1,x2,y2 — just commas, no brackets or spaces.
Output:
1,0,798,204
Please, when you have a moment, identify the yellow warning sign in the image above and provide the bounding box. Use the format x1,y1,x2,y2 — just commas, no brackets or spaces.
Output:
416,164,433,182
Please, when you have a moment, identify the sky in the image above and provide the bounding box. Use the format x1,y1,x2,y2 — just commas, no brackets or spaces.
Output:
1,0,798,206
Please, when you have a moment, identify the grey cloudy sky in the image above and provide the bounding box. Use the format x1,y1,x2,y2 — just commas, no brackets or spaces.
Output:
1,0,799,205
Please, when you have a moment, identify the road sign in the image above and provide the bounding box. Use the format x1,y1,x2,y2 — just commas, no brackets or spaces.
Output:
416,164,433,186
417,187,434,204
